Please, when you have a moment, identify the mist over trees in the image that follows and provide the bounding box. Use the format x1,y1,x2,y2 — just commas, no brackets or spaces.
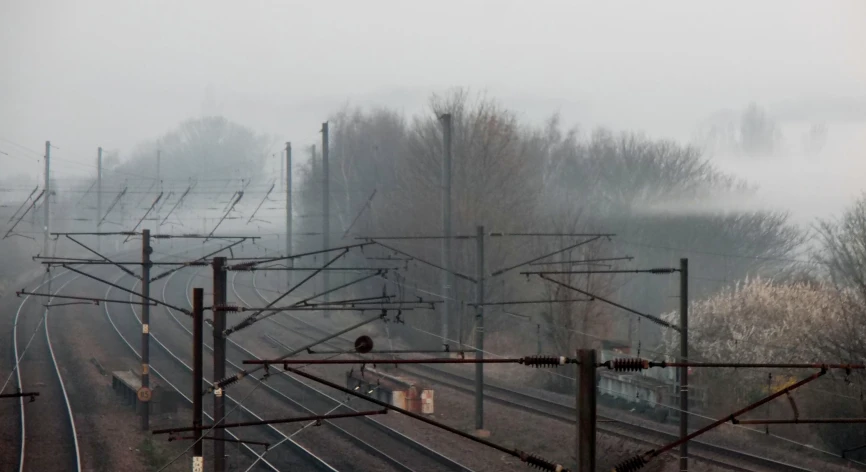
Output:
695,102,783,157
294,90,804,366
51,116,274,234
113,116,273,185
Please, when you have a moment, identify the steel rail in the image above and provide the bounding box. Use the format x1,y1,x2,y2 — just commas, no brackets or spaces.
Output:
13,268,85,472
104,265,330,472
224,268,473,471
242,262,818,472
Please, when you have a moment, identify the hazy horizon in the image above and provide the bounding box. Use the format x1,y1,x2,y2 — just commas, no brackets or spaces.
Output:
2,0,865,223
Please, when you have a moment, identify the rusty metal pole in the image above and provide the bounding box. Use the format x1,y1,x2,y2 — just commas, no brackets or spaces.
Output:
212,257,227,472
96,147,102,252
192,287,204,472
440,113,453,348
43,141,50,256
578,349,597,471
474,225,485,432
141,229,152,430
679,258,689,471
285,142,293,289
321,123,330,304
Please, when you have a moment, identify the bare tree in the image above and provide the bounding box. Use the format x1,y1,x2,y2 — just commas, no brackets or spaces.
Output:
803,122,828,156
694,103,783,157
294,92,803,373
739,102,781,157
816,194,866,362
113,116,273,185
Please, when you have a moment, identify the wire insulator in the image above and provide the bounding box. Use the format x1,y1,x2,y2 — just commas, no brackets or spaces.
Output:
612,455,648,472
611,358,649,372
517,451,567,471
216,373,243,389
520,356,569,368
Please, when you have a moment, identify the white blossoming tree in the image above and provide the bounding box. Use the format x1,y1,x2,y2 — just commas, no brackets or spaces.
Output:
660,278,866,453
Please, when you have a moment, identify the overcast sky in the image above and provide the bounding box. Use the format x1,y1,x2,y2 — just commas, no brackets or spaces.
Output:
2,0,865,218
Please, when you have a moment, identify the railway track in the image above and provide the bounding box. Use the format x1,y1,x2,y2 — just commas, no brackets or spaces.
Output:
102,246,337,472
160,262,471,471
9,268,83,472
232,263,822,472
3,240,841,472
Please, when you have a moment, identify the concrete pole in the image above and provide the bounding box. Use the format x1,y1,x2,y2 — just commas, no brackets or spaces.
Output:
140,229,152,430
43,141,50,255
212,257,227,472
474,225,485,432
680,258,689,471
440,114,453,347
578,349,597,471
156,149,161,222
97,147,102,252
192,287,204,472
286,142,293,288
321,123,330,303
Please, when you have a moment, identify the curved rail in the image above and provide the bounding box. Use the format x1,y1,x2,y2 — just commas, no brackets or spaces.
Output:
13,269,84,472
102,249,337,472
44,279,83,472
101,279,282,471
240,268,817,472
175,266,470,471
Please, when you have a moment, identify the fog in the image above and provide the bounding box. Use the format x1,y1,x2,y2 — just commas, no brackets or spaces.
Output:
2,1,864,226
5,3,866,468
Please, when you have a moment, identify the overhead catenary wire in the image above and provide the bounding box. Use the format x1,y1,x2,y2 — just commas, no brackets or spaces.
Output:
230,239,866,467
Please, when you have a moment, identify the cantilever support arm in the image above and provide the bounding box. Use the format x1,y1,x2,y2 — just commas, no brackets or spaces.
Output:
8,186,38,222
124,192,164,242
206,191,244,241
490,236,603,277
99,187,128,227
224,249,349,335
160,184,193,227
3,190,44,239
66,235,139,278
538,274,678,331
225,271,382,336
60,264,190,315
341,189,377,239
246,183,275,224
226,241,374,270
17,290,157,306
612,369,827,471
149,239,247,283
368,240,476,283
